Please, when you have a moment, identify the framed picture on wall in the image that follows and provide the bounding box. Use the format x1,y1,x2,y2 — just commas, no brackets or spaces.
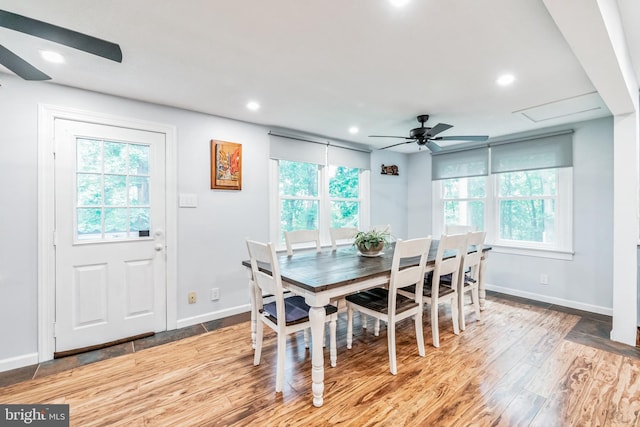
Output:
211,140,242,190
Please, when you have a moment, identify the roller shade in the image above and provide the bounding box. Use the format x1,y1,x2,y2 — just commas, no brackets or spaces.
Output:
269,133,326,165
327,145,370,170
431,147,489,180
491,130,573,173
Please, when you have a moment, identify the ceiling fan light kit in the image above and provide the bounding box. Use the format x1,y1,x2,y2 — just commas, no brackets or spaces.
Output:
0,9,122,81
370,114,489,152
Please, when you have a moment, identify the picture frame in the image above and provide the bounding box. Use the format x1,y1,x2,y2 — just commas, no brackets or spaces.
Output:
211,140,242,190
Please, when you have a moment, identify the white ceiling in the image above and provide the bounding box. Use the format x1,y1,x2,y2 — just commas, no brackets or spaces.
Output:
0,0,637,152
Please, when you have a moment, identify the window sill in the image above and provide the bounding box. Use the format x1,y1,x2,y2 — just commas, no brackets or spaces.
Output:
488,244,574,261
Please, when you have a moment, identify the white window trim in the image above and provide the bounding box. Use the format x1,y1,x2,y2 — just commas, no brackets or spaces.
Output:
432,168,573,260
269,159,370,251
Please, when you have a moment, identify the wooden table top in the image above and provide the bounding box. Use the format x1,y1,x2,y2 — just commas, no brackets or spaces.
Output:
242,240,490,294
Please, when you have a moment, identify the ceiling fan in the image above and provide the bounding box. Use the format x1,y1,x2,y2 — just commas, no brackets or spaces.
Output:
0,9,122,81
370,114,489,152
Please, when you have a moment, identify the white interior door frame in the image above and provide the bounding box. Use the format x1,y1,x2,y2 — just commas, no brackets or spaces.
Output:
37,104,178,362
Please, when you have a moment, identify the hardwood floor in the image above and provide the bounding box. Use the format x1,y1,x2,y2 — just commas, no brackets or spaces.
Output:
1,292,639,426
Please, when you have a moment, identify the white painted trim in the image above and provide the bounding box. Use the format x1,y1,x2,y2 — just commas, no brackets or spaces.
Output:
37,104,178,363
485,283,613,316
176,304,251,329
489,245,574,261
0,353,39,373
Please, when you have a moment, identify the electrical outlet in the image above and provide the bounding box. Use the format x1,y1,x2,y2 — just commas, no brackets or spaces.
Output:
211,288,220,301
188,291,197,304
540,274,549,285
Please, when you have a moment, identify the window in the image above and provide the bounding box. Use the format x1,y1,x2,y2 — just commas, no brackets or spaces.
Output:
432,130,574,258
76,138,151,241
269,133,371,248
434,168,572,256
273,160,369,247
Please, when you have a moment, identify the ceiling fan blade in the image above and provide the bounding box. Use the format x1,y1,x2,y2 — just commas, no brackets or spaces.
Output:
379,140,415,150
434,135,489,142
369,135,411,139
0,44,50,80
425,123,453,138
0,10,122,63
425,141,443,152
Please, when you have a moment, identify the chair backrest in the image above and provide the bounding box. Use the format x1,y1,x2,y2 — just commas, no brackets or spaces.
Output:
444,224,474,235
433,233,468,296
388,237,432,312
461,230,486,280
329,227,358,250
246,239,286,325
284,229,321,256
370,224,392,234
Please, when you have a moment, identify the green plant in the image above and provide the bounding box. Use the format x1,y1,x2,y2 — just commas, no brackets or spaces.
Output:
353,230,390,251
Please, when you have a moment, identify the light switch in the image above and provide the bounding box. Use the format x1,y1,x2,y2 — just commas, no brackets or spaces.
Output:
179,193,198,208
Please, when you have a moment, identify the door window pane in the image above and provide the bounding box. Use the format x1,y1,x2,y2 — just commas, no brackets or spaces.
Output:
130,208,150,232
77,139,102,173
77,208,102,240
129,144,150,175
77,174,102,206
129,176,150,205
103,142,128,174
104,175,127,206
104,208,128,238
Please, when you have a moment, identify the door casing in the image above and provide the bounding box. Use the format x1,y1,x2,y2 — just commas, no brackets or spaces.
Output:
37,104,178,362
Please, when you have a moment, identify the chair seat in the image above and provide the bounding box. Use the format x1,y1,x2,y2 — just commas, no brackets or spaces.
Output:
345,288,419,315
401,280,456,298
439,272,476,287
261,295,338,326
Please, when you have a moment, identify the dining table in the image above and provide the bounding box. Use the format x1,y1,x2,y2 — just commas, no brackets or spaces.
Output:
241,239,490,407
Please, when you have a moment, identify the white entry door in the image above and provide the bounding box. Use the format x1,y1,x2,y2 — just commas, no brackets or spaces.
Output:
54,119,167,353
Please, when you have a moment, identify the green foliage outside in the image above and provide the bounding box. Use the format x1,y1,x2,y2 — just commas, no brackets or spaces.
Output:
76,139,151,239
443,169,557,243
279,161,360,242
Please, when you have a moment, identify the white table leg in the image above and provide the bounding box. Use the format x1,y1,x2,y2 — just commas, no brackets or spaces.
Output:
309,306,326,407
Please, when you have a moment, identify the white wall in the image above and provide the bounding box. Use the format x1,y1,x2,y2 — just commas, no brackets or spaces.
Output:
0,76,408,368
370,150,409,239
407,117,615,314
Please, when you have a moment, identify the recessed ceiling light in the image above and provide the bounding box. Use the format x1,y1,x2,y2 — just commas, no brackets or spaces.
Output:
349,126,359,134
40,50,64,64
496,73,516,86
246,101,260,111
389,0,410,7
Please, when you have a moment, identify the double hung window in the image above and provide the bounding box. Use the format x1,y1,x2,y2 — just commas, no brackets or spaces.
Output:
433,131,573,257
270,134,370,248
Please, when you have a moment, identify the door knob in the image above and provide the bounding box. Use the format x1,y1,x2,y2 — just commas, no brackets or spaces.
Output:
155,244,163,251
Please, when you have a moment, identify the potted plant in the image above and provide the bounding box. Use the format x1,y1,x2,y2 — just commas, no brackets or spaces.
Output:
353,229,390,256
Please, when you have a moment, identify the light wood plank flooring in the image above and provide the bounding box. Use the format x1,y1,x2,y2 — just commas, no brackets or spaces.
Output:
1,292,639,426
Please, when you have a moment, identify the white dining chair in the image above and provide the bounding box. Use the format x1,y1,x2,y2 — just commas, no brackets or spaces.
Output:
329,227,358,250
346,237,431,375
399,233,467,347
246,239,338,393
284,229,321,256
455,231,486,330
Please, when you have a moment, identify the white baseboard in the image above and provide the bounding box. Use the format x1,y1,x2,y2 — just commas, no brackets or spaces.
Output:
176,304,251,329
0,352,38,373
486,283,613,316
